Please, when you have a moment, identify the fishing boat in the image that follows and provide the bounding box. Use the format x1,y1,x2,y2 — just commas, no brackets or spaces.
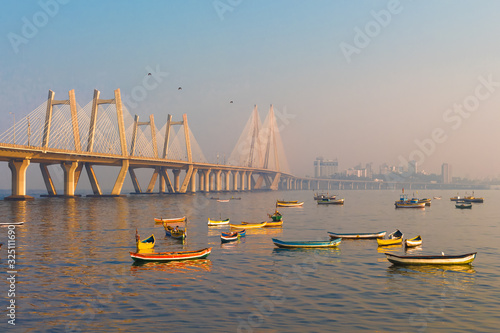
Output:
272,238,341,248
455,202,472,209
313,192,336,200
221,231,239,243
277,200,298,204
384,252,477,265
418,198,432,206
264,220,283,227
328,231,386,239
230,222,267,229
394,194,425,208
276,200,304,207
130,248,212,262
236,229,246,237
450,195,461,201
317,198,344,205
377,229,403,246
0,221,24,225
463,194,484,203
268,210,283,222
404,235,422,248
136,234,155,250
164,225,186,240
217,199,230,203
208,218,230,226
433,196,442,200
154,216,186,223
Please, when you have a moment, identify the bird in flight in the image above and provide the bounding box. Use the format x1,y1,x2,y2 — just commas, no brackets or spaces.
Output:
178,87,182,90
148,73,152,76
230,100,233,103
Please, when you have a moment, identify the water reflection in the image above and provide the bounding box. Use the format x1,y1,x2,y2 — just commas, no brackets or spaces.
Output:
387,264,476,276
377,244,403,253
272,247,341,256
404,245,423,254
130,259,212,273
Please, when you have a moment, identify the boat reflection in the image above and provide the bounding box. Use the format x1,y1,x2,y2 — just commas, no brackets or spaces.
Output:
377,244,403,253
404,245,423,254
387,264,476,276
220,238,244,249
272,247,341,256
130,259,212,273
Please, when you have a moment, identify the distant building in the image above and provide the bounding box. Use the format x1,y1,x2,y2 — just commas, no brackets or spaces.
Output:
442,163,452,183
314,157,338,178
408,160,417,174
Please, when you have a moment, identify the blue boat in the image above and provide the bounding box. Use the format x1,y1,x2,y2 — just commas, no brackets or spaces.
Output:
221,231,239,243
272,238,341,248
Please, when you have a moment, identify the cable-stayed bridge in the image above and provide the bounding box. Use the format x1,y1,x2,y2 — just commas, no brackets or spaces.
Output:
0,89,301,200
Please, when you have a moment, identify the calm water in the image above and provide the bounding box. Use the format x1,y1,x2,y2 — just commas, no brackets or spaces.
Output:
1,189,500,332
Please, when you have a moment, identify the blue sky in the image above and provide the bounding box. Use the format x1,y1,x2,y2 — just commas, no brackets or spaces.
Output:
1,0,500,190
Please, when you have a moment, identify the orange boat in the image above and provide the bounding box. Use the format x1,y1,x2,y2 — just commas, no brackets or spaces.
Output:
154,216,186,223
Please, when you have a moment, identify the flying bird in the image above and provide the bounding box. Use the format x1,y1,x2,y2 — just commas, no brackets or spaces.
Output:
230,100,233,103
178,87,182,90
148,73,152,76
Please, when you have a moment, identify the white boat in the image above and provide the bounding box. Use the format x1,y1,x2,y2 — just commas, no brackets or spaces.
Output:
385,252,477,265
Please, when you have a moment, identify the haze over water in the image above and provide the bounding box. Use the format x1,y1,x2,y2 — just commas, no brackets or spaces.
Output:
1,189,499,332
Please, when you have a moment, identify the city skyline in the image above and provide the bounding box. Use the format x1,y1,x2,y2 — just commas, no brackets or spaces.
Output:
1,1,500,190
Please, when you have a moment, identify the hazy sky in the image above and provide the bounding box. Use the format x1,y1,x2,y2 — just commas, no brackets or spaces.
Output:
1,0,500,190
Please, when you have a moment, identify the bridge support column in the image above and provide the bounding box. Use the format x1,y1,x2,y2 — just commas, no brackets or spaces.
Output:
199,172,205,192
204,169,211,192
215,170,222,192
225,171,231,191
129,168,142,193
190,168,198,193
247,172,252,191
85,164,102,195
173,169,181,192
111,160,129,196
240,171,246,191
40,163,57,196
233,171,239,191
5,159,34,201
61,161,79,197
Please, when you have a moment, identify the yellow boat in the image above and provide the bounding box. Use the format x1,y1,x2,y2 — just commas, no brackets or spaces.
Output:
136,234,155,250
276,201,304,207
242,220,283,227
377,229,403,246
230,222,267,229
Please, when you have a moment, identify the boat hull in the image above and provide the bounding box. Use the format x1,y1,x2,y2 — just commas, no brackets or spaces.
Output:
136,234,155,250
377,238,403,246
130,248,212,262
230,222,267,229
385,252,477,265
164,225,186,239
456,203,472,209
154,216,186,223
328,231,386,239
395,202,425,208
405,236,422,247
317,199,344,205
272,238,341,248
208,218,230,226
276,202,304,207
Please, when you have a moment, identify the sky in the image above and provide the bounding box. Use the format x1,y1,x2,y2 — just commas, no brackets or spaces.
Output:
1,0,500,191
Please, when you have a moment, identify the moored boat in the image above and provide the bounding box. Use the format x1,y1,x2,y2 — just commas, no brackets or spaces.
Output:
136,234,155,250
455,202,472,209
208,218,230,226
404,235,422,248
221,231,239,243
154,216,186,223
384,252,477,265
418,198,432,206
377,229,404,246
164,225,186,240
272,238,341,248
313,192,336,200
130,248,212,262
276,201,304,207
433,196,442,200
328,231,386,239
450,195,461,201
263,220,283,227
395,194,425,208
463,196,484,203
317,198,344,205
230,222,267,229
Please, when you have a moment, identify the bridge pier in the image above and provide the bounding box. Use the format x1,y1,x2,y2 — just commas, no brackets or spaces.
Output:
173,169,181,192
203,169,211,192
233,171,239,191
5,159,34,201
61,161,79,196
190,168,198,192
225,171,231,191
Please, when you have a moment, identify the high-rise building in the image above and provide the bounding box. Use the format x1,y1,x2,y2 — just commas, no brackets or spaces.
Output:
314,157,338,178
441,163,452,183
408,160,417,174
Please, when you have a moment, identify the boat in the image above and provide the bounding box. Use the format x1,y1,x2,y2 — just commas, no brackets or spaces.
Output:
433,196,442,200
230,222,267,229
230,196,241,200
377,229,403,246
164,225,186,240
272,238,341,248
463,194,484,203
384,252,477,265
418,198,432,206
136,234,155,250
404,235,422,248
313,192,336,200
328,231,386,239
264,220,283,227
208,218,230,226
277,200,298,204
268,210,283,222
450,195,461,201
130,248,212,262
221,231,239,243
217,199,230,202
317,198,344,205
235,229,246,237
455,202,472,209
154,216,186,223
394,194,425,208
276,201,304,207
0,221,24,225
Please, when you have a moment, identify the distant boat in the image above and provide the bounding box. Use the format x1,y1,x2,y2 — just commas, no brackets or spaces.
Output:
130,248,212,262
208,218,230,226
313,192,336,200
217,199,230,203
276,200,304,207
418,198,432,206
272,238,341,248
404,235,422,248
463,196,484,203
384,252,477,265
395,194,425,208
221,231,239,243
230,222,267,229
377,229,404,246
317,198,344,205
0,221,24,226
164,225,186,240
450,195,461,201
328,231,386,239
456,202,472,209
433,196,442,200
154,216,186,223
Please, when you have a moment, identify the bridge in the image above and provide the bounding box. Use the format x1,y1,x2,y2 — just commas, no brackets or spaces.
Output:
0,89,306,200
